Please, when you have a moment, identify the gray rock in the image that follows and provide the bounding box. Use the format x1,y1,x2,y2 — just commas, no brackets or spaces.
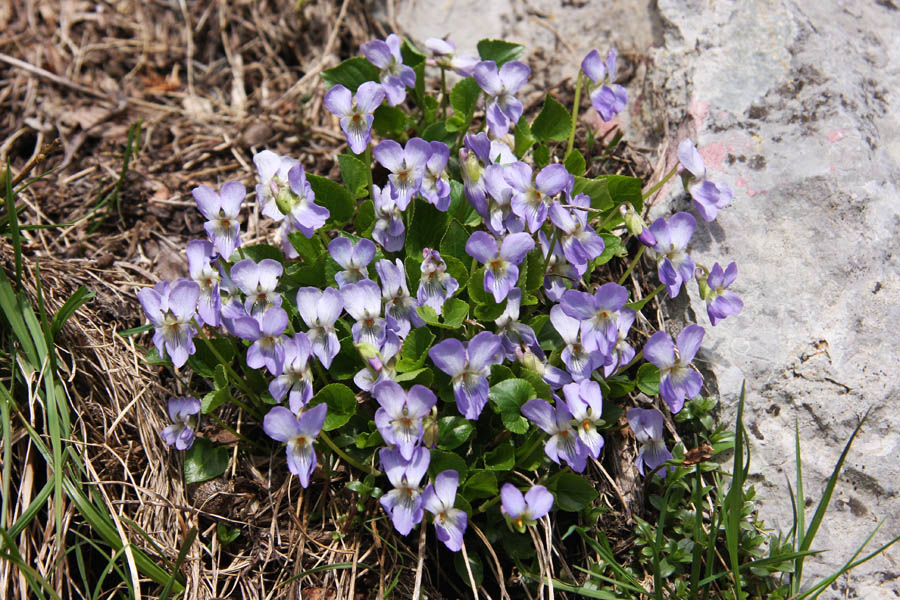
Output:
379,1,900,597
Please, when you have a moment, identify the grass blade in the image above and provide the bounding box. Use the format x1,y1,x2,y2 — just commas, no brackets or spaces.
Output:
723,382,747,600
159,527,196,600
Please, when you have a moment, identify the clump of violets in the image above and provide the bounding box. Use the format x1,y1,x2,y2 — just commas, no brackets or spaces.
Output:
160,396,201,450
678,139,734,222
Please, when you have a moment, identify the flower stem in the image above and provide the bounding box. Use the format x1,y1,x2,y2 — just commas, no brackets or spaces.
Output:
618,245,645,285
318,431,380,476
642,166,679,200
441,67,448,120
196,331,262,412
541,229,560,280
565,71,584,158
364,144,375,201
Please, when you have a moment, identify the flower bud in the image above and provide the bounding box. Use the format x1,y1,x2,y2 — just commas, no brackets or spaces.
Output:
422,409,439,449
637,227,657,247
624,209,645,238
355,342,380,361
274,187,296,215
516,346,545,375
461,149,483,185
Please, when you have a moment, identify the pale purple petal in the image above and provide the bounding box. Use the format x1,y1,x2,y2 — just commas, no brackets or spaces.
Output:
466,331,502,371
643,331,676,370
521,398,556,434
524,485,553,520
500,483,526,518
581,49,605,83
263,406,302,442
677,139,705,179
676,324,705,364
465,231,498,264
429,339,467,376
499,232,535,265
324,84,353,116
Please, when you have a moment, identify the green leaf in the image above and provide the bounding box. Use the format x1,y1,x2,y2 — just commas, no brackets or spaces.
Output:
321,57,379,90
636,363,660,396
439,219,470,263
307,174,353,226
467,266,492,305
476,39,525,66
437,416,474,450
531,94,572,142
603,374,635,399
513,117,535,158
603,174,643,213
450,77,481,123
454,549,484,586
488,378,535,434
213,364,228,389
421,121,457,145
240,244,283,264
572,176,613,212
372,104,410,137
184,438,230,484
533,143,550,168
416,298,468,329
338,154,369,199
448,180,480,227
429,449,468,482
461,469,498,500
189,337,236,378
443,255,469,290
216,523,241,546
524,250,544,291
564,149,586,176
309,383,357,431
550,472,598,512
406,198,450,255
288,232,325,263
355,199,375,236
200,388,230,414
474,301,505,321
519,368,552,401
593,233,626,267
484,442,515,471
400,38,426,67
396,327,435,373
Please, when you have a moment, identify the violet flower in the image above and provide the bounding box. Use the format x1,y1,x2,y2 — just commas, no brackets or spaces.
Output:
372,184,405,251
521,398,588,472
379,447,430,535
500,483,553,532
419,141,451,211
324,81,385,154
626,407,673,477
422,470,468,552
232,306,288,376
253,150,298,221
514,347,571,391
361,34,416,106
425,38,479,77
677,139,733,222
269,333,314,413
160,396,201,450
138,279,200,369
506,162,572,233
230,257,283,317
603,308,636,377
329,237,375,288
702,262,743,326
429,331,504,420
192,181,244,259
342,280,387,348
581,49,627,122
186,240,221,327
646,212,696,298
417,248,459,315
495,288,541,361
549,305,601,381
284,163,330,238
479,163,525,236
376,258,424,337
373,381,436,460
643,324,705,414
295,287,343,368
560,282,629,356
465,231,534,303
263,403,328,487
562,380,605,459
548,195,606,276
459,133,490,207
473,60,530,138
353,330,401,392
373,138,432,210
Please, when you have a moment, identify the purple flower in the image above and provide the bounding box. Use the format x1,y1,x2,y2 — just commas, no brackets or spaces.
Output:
324,81,385,154
230,257,283,317
417,249,459,314
419,141,451,211
560,282,629,356
477,163,523,236
353,331,401,392
501,483,553,531
550,305,601,381
342,280,386,348
506,163,571,232
677,139,733,222
373,138,432,210
466,231,534,303
263,403,328,487
603,309,636,377
647,212,696,298
329,237,375,288
643,324,705,414
379,447,430,535
372,184,405,252
626,407,672,477
374,381,437,460
473,60,530,138
521,398,588,472
548,195,605,276
562,381,605,459
232,306,288,376
376,258,423,337
459,133,490,206
186,240,221,327
138,279,200,368
192,181,244,259
361,34,416,106
160,396,201,450
581,49,627,122
426,38,479,77
429,331,503,420
514,347,571,390
703,262,743,326
422,470,468,551
270,333,314,413
495,288,541,361
540,231,576,302
285,163,330,238
296,287,343,367
253,150,298,222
